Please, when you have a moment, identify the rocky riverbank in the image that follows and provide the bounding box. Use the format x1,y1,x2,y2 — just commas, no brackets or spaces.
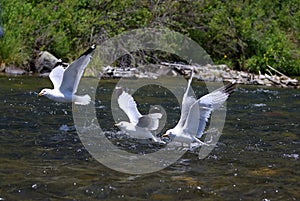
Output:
1,50,299,89
100,62,299,88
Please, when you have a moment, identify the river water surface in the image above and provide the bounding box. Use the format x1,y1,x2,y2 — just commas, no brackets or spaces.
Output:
0,75,299,200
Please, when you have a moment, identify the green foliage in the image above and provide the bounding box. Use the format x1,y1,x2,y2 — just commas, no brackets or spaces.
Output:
0,0,299,75
181,0,300,75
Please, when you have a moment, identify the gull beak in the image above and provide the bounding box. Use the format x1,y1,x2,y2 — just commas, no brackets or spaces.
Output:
38,92,43,97
162,133,169,138
114,123,120,127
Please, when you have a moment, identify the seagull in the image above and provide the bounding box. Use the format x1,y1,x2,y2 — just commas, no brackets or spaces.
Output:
114,90,165,143
162,70,236,146
38,44,96,105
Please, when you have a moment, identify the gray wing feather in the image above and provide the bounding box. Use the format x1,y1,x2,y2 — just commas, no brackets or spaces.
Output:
60,45,96,93
137,113,162,131
148,105,167,134
183,81,236,138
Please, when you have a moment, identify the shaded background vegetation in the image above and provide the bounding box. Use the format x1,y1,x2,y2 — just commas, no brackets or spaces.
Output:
0,0,299,75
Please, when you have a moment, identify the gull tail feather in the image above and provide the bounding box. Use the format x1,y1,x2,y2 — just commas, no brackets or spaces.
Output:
74,94,91,105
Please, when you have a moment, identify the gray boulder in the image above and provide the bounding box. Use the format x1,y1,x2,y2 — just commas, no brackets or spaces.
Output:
35,51,60,73
5,65,26,75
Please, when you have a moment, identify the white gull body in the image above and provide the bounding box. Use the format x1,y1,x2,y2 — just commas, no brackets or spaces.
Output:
115,91,165,143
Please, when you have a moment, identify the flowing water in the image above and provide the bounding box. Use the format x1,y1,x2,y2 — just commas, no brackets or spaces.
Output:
0,75,299,201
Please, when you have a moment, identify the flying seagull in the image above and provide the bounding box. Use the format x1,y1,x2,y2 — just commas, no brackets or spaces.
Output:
38,44,96,105
115,90,165,143
163,71,236,146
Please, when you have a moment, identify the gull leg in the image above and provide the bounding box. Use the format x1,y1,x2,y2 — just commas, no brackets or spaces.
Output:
152,136,166,144
193,137,210,146
151,136,158,142
193,136,216,146
189,137,216,151
189,142,201,151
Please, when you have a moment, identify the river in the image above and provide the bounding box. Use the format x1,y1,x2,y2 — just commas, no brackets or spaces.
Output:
0,75,299,200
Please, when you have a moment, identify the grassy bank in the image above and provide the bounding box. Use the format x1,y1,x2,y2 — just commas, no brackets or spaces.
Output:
0,0,299,75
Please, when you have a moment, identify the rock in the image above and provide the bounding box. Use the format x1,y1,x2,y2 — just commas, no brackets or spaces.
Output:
102,66,115,77
35,51,60,74
113,67,134,78
39,72,50,77
221,72,232,80
215,64,228,70
5,65,26,75
0,63,6,72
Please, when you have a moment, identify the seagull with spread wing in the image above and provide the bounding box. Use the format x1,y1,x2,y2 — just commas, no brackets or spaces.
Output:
38,44,96,105
115,90,166,143
163,71,236,146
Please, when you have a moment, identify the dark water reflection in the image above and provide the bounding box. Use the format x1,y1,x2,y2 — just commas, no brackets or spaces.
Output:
0,75,299,200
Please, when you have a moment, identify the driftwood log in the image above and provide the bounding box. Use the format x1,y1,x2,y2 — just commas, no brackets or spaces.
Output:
160,62,299,88
90,61,299,88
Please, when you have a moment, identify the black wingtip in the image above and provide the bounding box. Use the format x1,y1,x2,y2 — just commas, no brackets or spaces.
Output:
212,81,236,95
53,59,62,68
224,81,236,95
81,44,97,56
53,59,69,68
74,44,97,61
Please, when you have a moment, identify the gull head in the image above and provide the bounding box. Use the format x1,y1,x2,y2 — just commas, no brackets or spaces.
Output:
114,121,130,129
162,129,176,138
38,88,52,97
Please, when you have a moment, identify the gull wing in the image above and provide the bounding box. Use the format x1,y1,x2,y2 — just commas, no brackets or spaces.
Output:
136,112,162,131
182,81,236,138
49,65,65,90
59,44,96,93
118,91,142,125
149,105,167,134
175,70,197,129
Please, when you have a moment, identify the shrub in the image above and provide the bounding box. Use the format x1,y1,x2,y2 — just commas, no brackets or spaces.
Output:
0,0,299,75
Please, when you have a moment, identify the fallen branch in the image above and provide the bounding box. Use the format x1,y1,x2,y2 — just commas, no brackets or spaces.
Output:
161,62,195,70
266,65,289,79
265,74,281,85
